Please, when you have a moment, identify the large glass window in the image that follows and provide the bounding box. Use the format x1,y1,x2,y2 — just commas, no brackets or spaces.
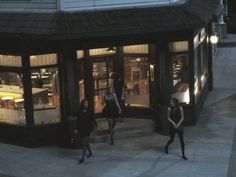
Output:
200,36,208,88
169,41,190,104
30,54,61,125
171,54,190,104
0,72,25,125
124,56,150,107
0,55,25,125
193,32,209,101
123,44,150,107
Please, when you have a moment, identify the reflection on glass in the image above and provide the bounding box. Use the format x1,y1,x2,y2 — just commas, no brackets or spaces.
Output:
124,57,149,107
172,54,190,104
94,89,107,113
79,80,85,102
0,72,25,125
93,61,113,113
31,67,61,124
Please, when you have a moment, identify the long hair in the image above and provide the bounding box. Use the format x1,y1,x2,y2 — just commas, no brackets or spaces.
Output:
170,98,181,117
79,99,89,113
171,98,180,107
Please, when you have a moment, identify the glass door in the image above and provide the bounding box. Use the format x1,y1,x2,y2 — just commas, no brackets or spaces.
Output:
124,56,150,107
93,60,113,113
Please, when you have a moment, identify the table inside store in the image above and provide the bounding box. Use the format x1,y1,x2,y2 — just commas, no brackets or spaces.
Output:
0,85,49,105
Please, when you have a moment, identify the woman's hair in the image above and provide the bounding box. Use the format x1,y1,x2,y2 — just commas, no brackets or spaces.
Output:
79,99,88,112
106,87,113,94
170,98,181,117
170,98,180,107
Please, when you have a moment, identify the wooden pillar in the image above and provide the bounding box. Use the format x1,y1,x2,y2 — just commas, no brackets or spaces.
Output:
149,44,158,108
189,37,196,104
154,40,171,135
59,49,77,117
158,41,171,106
22,54,34,126
83,50,95,113
114,47,124,83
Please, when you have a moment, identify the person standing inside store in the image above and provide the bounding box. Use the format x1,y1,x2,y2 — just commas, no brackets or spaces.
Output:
102,87,121,145
164,98,187,160
76,99,97,164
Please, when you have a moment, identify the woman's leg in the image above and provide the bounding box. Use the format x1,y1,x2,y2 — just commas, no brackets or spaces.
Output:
165,127,175,154
112,116,116,128
79,137,87,163
107,117,114,145
177,130,187,160
86,137,93,158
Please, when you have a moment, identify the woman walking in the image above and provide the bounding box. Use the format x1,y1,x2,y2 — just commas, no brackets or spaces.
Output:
164,98,187,160
76,99,97,164
102,87,121,145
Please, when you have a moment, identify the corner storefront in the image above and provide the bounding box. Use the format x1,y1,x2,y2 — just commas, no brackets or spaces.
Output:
0,0,224,146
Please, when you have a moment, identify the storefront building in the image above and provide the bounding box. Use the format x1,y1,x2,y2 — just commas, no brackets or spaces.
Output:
0,0,224,146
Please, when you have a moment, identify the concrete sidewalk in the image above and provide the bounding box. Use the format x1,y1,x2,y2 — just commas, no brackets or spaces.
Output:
1,36,236,177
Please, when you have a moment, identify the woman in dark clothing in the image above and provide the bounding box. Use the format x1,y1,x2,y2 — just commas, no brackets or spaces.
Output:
109,72,125,123
102,87,121,145
164,98,187,160
76,99,97,164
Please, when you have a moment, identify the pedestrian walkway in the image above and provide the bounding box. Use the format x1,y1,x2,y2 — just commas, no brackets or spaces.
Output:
1,35,236,177
90,118,154,143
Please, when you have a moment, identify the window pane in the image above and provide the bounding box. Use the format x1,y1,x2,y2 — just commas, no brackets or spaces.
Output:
0,55,22,67
30,54,57,67
31,67,61,124
89,48,116,56
77,60,85,102
172,54,190,104
169,41,189,52
123,44,148,54
0,72,25,125
124,56,149,107
77,50,84,59
201,37,208,88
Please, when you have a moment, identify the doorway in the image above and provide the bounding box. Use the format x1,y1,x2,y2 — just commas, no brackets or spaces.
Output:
92,59,113,113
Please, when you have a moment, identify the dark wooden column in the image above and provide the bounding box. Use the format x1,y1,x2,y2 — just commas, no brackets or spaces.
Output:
157,41,171,106
83,50,95,112
189,38,196,104
154,40,171,135
114,47,124,83
149,44,158,108
22,54,34,126
59,49,77,118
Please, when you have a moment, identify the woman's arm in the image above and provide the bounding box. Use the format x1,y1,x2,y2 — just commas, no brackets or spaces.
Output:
102,95,106,106
176,106,184,127
113,93,121,113
91,113,98,128
167,107,177,127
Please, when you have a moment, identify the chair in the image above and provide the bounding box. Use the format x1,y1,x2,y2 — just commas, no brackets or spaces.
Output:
48,93,54,105
14,98,24,110
1,96,13,109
